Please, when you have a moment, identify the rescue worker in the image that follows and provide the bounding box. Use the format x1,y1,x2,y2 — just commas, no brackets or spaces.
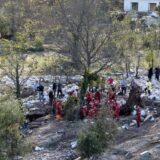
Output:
86,91,92,105
94,90,101,102
107,76,113,85
108,87,116,102
55,101,63,121
115,102,120,121
145,80,152,95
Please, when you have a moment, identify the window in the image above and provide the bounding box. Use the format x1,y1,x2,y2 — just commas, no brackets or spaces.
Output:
149,3,157,11
131,2,138,11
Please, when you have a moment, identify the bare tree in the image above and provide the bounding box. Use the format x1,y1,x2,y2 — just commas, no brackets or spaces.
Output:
0,35,37,98
0,54,37,98
55,0,120,102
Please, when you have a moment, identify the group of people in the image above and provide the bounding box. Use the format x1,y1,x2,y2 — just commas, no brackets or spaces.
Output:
80,89,101,119
48,82,63,105
145,67,160,95
107,86,120,121
148,67,160,81
32,69,157,127
32,80,63,102
107,80,141,127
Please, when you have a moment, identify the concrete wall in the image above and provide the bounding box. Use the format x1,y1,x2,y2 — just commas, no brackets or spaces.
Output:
124,0,160,11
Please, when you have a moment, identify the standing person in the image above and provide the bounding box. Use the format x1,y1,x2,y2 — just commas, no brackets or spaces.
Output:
130,79,136,90
48,90,54,106
155,67,160,81
86,91,92,105
52,82,57,97
94,89,101,102
108,87,116,102
38,83,44,102
120,78,127,95
32,80,39,93
136,106,141,128
148,67,153,81
57,82,63,98
107,76,113,85
145,80,152,95
115,102,120,121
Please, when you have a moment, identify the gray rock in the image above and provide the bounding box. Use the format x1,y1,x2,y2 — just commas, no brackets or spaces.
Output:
71,141,78,149
139,151,153,160
125,152,133,159
14,156,23,160
112,149,128,155
155,144,160,149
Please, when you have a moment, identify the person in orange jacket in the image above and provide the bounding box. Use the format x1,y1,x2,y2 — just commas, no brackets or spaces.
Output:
55,101,63,121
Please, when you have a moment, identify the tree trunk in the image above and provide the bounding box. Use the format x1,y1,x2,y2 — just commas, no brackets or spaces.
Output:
16,64,20,98
125,60,129,78
135,55,140,78
80,72,89,105
151,56,154,68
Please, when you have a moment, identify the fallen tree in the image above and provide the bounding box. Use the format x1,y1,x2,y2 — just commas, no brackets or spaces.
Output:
120,85,144,115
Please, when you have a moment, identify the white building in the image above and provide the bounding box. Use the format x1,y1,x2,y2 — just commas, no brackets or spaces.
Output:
124,0,160,12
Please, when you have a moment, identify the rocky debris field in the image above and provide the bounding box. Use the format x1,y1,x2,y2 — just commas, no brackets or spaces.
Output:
1,73,160,160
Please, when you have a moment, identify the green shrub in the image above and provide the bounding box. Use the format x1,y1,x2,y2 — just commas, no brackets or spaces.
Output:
34,35,44,50
0,100,24,159
63,96,79,121
78,107,118,158
90,108,118,148
78,131,102,158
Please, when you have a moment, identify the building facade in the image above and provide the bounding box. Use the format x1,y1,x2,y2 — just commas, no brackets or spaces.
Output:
124,0,160,12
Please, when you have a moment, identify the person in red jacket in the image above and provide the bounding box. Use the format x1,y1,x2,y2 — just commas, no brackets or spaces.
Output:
108,87,116,102
115,102,120,121
94,90,101,102
107,76,113,85
136,106,141,128
86,91,92,105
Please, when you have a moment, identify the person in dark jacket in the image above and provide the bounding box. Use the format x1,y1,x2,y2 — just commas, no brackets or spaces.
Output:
48,90,54,106
52,82,57,97
38,83,44,102
57,82,63,98
148,67,153,81
155,67,160,81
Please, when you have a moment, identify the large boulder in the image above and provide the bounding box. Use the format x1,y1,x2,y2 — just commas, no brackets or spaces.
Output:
26,102,52,122
21,87,35,98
